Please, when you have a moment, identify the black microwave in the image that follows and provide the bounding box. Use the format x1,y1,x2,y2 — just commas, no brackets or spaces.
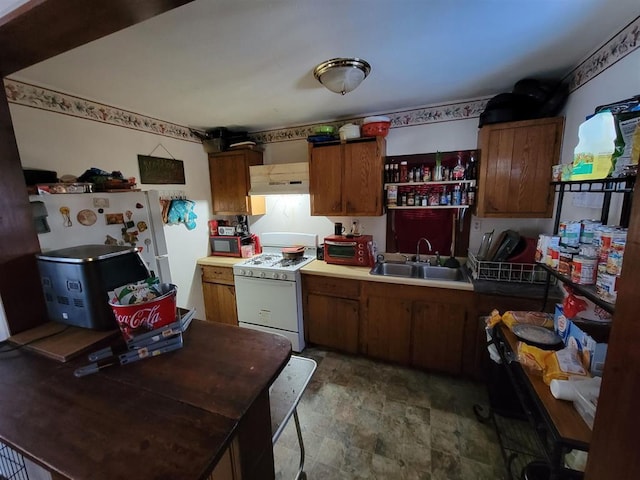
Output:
209,235,251,257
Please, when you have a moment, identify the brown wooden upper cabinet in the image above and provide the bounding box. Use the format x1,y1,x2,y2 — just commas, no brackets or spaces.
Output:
308,137,385,216
476,117,564,218
209,149,266,215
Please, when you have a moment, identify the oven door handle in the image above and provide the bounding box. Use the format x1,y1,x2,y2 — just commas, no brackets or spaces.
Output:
325,240,357,247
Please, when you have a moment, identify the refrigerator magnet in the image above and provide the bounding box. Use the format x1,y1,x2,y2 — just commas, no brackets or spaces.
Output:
77,209,97,226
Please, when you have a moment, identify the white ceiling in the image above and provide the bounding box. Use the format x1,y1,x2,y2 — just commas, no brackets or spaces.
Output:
9,0,640,133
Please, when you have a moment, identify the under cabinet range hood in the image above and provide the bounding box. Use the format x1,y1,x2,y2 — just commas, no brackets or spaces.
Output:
249,162,309,195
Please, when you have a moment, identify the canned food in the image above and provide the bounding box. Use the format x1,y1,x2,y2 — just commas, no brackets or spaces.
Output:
579,244,598,258
386,185,398,206
546,245,560,269
598,229,627,264
571,256,597,285
606,240,625,275
558,246,579,276
559,221,581,246
536,234,559,263
596,272,619,303
579,219,601,244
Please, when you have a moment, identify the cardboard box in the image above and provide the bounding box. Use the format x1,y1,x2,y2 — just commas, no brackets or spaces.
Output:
553,304,608,376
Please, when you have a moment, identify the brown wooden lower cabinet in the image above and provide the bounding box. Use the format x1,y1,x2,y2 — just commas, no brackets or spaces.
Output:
412,300,467,375
201,265,239,326
306,293,359,354
362,282,473,374
303,275,360,354
302,274,476,376
363,292,413,364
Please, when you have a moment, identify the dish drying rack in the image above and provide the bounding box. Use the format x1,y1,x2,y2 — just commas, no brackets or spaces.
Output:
467,250,554,285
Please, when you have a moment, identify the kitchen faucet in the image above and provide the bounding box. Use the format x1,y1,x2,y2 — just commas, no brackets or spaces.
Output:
415,238,432,264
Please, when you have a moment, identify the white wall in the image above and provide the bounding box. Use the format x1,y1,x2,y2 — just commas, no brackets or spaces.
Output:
10,105,212,319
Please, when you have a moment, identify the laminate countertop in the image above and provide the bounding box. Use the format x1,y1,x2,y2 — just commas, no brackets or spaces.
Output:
197,256,247,267
301,260,475,291
196,256,560,297
0,320,291,480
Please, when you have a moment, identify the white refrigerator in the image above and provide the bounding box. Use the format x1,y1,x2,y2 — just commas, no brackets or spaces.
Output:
30,190,171,283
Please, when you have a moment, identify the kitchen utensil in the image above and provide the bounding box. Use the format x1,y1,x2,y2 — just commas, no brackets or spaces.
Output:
444,213,460,268
339,123,360,140
306,134,336,143
477,230,494,260
282,245,305,259
363,116,391,124
362,121,390,137
491,229,521,261
314,125,335,134
512,324,563,349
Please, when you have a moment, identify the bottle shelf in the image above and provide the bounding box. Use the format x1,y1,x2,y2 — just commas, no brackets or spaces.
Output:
384,179,476,188
386,205,470,210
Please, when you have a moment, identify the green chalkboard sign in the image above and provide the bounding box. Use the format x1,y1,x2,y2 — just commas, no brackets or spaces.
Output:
138,155,185,184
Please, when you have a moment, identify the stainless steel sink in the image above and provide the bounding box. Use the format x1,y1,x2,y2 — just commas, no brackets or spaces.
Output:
369,262,466,282
369,262,417,277
415,264,463,281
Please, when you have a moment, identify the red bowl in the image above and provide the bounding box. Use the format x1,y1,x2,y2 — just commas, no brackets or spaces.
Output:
362,121,390,137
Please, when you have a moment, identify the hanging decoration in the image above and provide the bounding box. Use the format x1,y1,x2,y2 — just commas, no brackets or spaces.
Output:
138,144,185,184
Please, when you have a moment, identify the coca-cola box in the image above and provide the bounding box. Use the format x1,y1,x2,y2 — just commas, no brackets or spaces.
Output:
37,245,150,330
110,284,177,341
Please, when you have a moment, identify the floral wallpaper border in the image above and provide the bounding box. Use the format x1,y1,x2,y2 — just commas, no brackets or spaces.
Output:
251,97,492,144
567,16,639,93
4,15,638,145
3,79,201,143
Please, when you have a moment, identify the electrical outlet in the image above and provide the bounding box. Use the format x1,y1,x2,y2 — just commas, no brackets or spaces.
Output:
472,219,482,232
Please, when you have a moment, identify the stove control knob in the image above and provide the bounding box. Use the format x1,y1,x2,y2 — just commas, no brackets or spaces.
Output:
238,269,245,276
280,273,288,281
259,272,266,278
247,270,253,277
272,272,279,279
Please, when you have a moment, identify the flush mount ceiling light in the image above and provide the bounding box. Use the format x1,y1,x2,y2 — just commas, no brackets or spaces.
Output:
313,58,371,95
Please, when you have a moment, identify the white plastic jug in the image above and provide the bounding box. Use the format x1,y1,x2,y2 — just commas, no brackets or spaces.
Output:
572,111,616,180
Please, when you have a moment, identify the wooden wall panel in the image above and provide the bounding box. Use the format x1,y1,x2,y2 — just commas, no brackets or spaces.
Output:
0,82,47,334
586,184,640,479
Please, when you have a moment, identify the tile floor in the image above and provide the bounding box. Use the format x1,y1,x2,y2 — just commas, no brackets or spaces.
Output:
273,348,507,480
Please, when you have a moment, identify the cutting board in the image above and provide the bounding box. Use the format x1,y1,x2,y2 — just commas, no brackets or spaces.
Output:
8,322,119,362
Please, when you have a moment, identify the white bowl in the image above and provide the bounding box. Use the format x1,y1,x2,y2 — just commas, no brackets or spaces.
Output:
339,123,360,140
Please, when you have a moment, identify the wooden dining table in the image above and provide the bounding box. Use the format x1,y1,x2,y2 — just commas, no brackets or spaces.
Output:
0,319,291,480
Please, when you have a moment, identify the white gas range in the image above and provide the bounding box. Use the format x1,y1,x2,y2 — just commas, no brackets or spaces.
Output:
233,232,317,352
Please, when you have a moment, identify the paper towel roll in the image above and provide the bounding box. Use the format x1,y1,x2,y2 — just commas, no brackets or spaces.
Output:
550,379,579,401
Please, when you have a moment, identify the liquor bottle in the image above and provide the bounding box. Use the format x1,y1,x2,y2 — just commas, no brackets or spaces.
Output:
461,185,468,205
452,185,461,205
440,186,449,205
453,152,465,180
468,182,476,206
384,164,390,183
400,161,408,183
422,164,431,182
434,152,443,181
467,151,477,180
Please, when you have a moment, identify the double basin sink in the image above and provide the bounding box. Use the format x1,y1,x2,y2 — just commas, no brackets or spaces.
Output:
370,261,468,282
